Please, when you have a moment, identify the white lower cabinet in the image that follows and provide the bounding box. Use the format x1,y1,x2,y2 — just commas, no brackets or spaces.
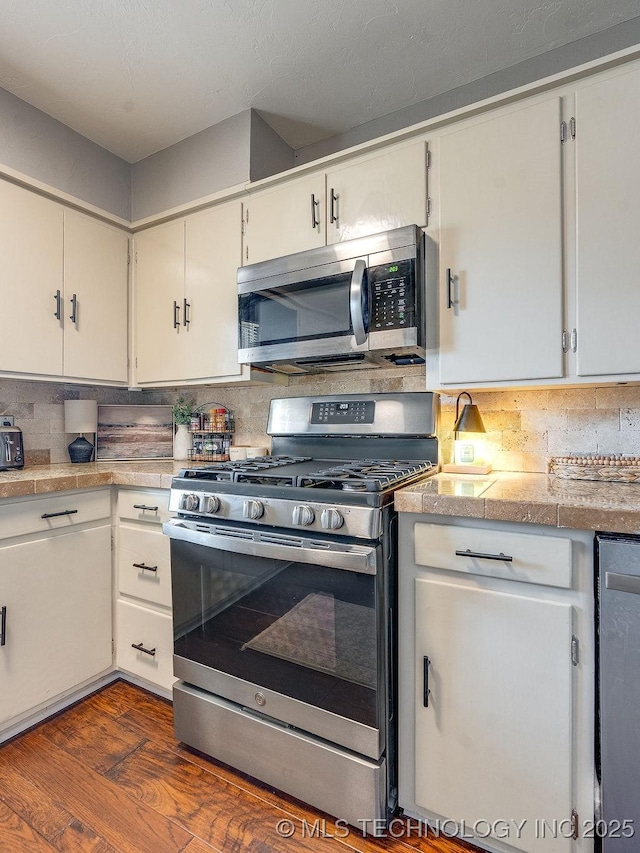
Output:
398,514,595,853
0,494,112,732
115,488,175,694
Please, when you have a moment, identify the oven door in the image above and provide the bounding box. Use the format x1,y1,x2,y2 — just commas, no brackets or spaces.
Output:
238,258,370,366
164,518,389,760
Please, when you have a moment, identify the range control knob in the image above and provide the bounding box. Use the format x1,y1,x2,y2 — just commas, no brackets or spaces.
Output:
243,499,264,520
292,504,315,526
202,494,220,514
181,493,200,512
321,508,344,530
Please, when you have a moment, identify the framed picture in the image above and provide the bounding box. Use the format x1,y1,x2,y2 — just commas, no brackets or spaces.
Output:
96,405,173,460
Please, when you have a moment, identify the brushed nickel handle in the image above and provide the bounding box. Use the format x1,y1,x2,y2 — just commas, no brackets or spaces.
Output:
41,509,78,519
133,504,159,511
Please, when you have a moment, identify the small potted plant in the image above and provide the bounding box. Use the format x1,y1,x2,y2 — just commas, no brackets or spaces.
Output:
172,397,194,460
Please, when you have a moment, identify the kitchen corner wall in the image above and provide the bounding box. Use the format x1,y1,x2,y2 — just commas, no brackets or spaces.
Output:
4,373,640,470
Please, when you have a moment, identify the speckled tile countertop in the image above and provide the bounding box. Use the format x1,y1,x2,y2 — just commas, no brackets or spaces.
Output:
0,462,186,499
395,472,640,534
4,464,640,535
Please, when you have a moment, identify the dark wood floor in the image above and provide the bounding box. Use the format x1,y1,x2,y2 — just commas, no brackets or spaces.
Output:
0,680,479,852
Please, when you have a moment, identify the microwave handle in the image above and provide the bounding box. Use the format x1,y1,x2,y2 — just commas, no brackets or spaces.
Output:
349,259,368,346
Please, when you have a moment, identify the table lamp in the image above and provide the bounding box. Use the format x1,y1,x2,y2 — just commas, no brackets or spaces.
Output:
64,400,98,463
442,392,492,474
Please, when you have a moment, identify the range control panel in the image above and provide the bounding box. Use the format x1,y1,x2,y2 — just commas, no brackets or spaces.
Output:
311,400,375,424
369,259,415,331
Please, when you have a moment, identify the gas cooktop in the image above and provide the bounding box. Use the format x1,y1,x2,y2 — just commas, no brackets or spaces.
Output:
180,455,436,493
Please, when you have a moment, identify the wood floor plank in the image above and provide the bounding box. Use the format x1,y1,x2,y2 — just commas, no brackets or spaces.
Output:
0,759,72,841
181,837,223,853
106,738,350,852
51,818,121,853
37,700,148,774
0,732,192,853
0,800,59,851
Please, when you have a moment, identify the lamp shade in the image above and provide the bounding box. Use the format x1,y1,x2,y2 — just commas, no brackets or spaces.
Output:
64,400,97,434
453,403,486,434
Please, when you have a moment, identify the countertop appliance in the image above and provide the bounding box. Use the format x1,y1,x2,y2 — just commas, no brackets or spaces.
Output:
596,533,640,851
237,225,427,374
164,392,439,832
0,425,24,470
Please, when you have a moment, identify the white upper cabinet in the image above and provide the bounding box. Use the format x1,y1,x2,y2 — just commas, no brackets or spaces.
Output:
574,65,640,377
184,203,245,382
0,179,129,385
135,220,185,384
244,173,326,265
244,141,429,264
325,141,429,243
0,180,64,376
134,200,246,386
63,211,129,384
437,97,564,386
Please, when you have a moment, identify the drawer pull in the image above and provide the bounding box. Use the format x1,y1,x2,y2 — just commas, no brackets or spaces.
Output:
131,642,156,657
0,605,6,647
133,504,159,512
41,509,79,519
133,562,158,573
455,548,513,562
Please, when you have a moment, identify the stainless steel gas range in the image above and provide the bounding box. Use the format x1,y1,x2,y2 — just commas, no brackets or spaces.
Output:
163,392,439,832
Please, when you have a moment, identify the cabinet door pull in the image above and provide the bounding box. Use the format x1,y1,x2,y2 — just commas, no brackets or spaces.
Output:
131,642,156,657
310,194,320,229
183,298,191,327
423,656,430,707
41,509,79,519
133,504,159,511
0,606,6,647
70,293,78,324
330,188,339,224
446,268,457,309
133,562,158,573
54,289,62,320
173,300,181,329
455,548,513,562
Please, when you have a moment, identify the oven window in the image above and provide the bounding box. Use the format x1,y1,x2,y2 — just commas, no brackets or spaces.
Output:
171,539,380,728
239,273,354,348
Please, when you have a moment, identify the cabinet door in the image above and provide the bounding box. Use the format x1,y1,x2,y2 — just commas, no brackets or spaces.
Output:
325,141,428,243
414,577,573,853
0,179,63,376
439,98,564,385
575,67,640,376
184,201,244,381
134,220,185,384
0,526,112,726
63,211,129,383
245,173,325,264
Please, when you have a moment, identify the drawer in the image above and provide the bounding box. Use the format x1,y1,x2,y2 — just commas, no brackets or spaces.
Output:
0,489,111,542
116,599,175,691
414,522,572,588
118,488,171,525
118,525,172,607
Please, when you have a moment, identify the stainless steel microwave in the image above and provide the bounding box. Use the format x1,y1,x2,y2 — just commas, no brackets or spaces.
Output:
237,225,426,374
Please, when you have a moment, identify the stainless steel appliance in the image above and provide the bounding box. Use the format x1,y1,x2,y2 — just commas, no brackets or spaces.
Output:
237,225,427,374
0,425,24,470
164,392,439,832
596,533,640,851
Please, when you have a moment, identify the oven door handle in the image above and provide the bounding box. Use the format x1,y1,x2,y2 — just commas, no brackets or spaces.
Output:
163,519,379,575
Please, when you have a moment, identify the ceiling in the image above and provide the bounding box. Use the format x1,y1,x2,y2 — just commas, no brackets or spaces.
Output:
0,0,639,163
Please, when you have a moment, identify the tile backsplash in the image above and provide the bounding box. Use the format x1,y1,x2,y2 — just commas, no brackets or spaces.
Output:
3,370,640,472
